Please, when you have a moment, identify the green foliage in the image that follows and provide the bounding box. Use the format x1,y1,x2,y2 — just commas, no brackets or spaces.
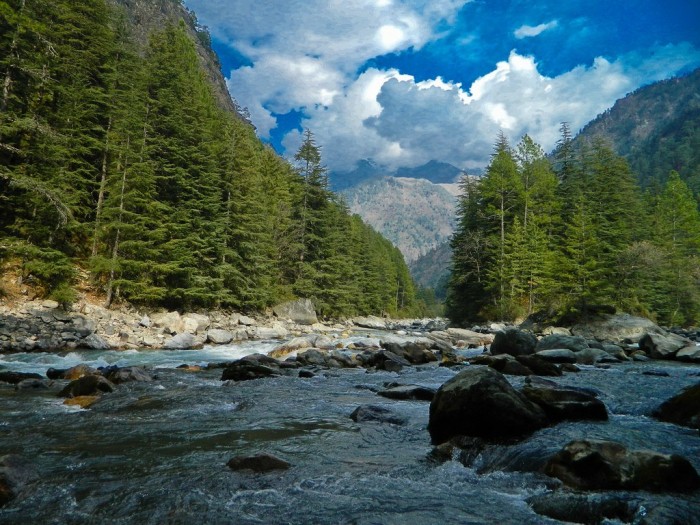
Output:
448,128,699,327
0,3,417,317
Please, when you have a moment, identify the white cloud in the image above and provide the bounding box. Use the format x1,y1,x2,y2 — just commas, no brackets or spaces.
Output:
319,44,700,170
185,0,700,171
514,20,558,39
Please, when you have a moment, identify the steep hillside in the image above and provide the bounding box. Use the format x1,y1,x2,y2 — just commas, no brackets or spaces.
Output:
409,241,451,293
574,68,700,190
111,0,244,118
342,177,457,262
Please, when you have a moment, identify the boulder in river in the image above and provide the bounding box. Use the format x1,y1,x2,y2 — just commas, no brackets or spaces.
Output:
652,383,700,430
164,333,202,350
535,334,590,353
350,405,407,425
352,315,387,330
381,341,437,365
571,313,662,344
490,328,537,357
0,455,35,507
515,355,562,376
220,356,281,381
227,454,290,473
544,439,700,492
62,364,98,381
639,332,691,360
522,377,608,422
272,298,318,326
0,371,43,385
428,367,547,444
206,329,233,345
377,384,436,401
103,366,152,384
676,345,700,363
534,349,577,363
58,375,115,398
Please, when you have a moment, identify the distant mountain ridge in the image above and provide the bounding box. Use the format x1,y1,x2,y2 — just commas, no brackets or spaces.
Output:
331,160,463,191
341,176,458,263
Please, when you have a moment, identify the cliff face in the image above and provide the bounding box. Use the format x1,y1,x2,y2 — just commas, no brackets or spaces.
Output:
110,0,245,120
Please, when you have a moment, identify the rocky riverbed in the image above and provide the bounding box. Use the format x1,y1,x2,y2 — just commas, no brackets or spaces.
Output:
1,300,699,523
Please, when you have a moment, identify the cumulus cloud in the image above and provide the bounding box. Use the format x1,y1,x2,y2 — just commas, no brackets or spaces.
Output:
514,21,558,39
185,0,700,171
320,43,700,170
186,0,470,138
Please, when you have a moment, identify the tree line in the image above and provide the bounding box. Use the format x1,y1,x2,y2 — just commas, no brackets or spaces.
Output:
447,125,700,327
0,0,419,317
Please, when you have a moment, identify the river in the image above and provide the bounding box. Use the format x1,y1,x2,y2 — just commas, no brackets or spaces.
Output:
1,335,699,524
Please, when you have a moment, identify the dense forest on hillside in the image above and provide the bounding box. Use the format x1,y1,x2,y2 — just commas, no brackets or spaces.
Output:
447,126,700,327
0,0,419,317
575,69,700,193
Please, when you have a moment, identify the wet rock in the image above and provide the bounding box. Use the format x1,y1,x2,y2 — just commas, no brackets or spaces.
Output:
374,350,411,372
206,329,233,345
640,332,691,360
490,328,537,356
164,333,201,350
536,334,590,353
575,347,618,365
544,439,700,492
381,341,437,364
63,395,101,409
0,455,35,507
527,492,639,524
522,377,608,422
652,383,700,430
15,378,51,390
272,298,317,325
295,348,328,367
377,384,436,401
220,358,280,381
63,364,99,381
350,404,406,425
643,369,671,377
270,336,316,359
428,367,547,445
103,366,152,384
298,370,315,378
541,326,572,336
0,371,43,385
46,368,68,380
534,349,577,363
227,454,290,473
515,355,562,376
58,375,115,398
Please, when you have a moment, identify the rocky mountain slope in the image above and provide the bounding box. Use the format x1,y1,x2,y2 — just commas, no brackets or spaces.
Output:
573,67,700,190
341,177,459,263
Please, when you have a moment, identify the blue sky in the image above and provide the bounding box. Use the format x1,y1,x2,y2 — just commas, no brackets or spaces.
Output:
185,0,700,172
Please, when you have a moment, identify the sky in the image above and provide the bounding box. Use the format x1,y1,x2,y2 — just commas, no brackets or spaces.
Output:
184,0,700,173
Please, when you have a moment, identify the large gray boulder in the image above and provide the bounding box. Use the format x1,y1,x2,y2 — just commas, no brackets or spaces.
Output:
206,329,234,345
490,328,537,356
571,314,662,344
272,298,318,325
352,315,387,330
639,332,691,360
544,439,700,492
164,333,201,350
676,345,700,362
428,367,547,444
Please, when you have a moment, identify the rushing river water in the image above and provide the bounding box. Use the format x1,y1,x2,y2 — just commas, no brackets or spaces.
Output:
1,335,699,524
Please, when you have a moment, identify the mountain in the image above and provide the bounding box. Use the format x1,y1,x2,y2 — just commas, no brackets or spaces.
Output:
409,241,451,295
330,159,463,191
573,68,700,191
342,177,458,263
395,160,463,184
